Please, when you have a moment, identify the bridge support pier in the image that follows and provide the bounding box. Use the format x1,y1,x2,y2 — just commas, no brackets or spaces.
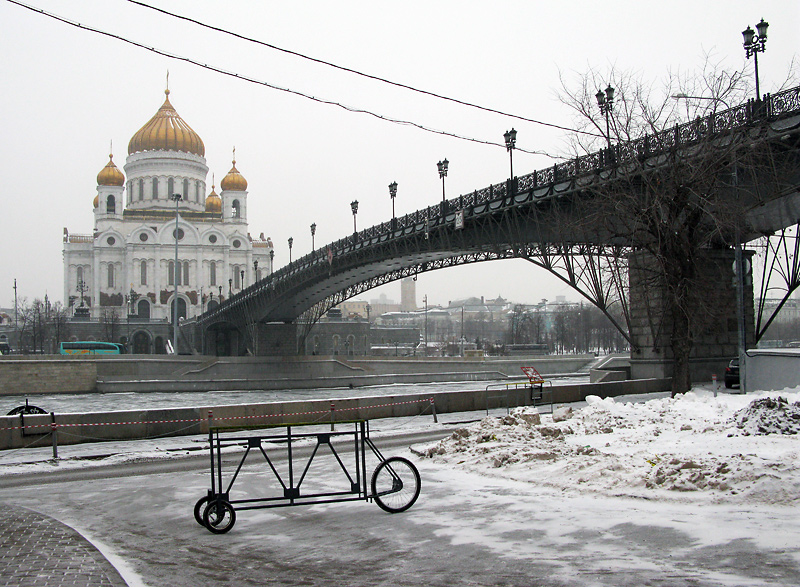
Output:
254,323,300,356
628,248,754,383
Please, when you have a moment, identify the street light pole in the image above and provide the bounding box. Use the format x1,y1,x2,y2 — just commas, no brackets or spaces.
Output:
170,193,182,354
310,223,316,251
269,250,274,274
423,294,428,356
437,159,448,203
742,19,769,101
503,129,517,179
350,200,359,235
595,85,615,149
288,237,293,264
389,181,398,228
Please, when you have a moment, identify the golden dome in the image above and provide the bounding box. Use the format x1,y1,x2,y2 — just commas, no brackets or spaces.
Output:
220,159,248,191
128,90,205,157
205,185,222,213
93,194,99,208
97,154,125,186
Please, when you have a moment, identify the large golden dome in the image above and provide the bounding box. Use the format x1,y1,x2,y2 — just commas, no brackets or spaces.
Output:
97,154,125,186
220,159,248,191
205,185,222,213
128,90,205,157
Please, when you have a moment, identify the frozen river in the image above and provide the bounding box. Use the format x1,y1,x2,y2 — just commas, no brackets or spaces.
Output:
2,376,588,415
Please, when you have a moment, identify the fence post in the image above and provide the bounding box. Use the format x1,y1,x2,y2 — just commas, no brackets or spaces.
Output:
430,398,438,423
50,412,58,460
330,402,335,431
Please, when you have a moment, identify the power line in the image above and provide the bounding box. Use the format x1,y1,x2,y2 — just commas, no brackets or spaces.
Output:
124,0,599,139
4,0,575,156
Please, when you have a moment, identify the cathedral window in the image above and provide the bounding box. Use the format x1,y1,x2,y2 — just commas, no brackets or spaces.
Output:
106,195,116,215
232,199,240,218
76,266,83,289
168,177,174,198
168,261,175,286
210,262,216,286
233,267,241,289
138,179,144,201
183,262,189,286
152,177,159,199
183,179,190,202
140,260,147,286
107,264,115,289
195,181,200,202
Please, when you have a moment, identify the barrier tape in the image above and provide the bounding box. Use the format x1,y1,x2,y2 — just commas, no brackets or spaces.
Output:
0,397,437,432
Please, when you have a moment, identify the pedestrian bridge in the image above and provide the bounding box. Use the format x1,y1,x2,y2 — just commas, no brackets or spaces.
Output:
192,86,800,362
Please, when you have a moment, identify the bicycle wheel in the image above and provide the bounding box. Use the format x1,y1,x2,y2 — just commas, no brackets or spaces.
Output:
202,499,236,534
193,496,210,526
371,456,420,513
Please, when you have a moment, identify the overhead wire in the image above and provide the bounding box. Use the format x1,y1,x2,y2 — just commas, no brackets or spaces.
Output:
123,0,600,139
4,0,590,157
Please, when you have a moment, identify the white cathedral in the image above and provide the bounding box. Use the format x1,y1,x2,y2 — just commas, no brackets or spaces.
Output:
63,87,273,352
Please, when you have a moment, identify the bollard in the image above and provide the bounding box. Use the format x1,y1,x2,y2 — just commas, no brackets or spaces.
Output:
712,374,718,397
330,402,335,431
50,412,58,460
430,398,438,423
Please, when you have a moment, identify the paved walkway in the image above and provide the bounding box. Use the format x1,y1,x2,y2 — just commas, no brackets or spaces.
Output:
0,506,127,587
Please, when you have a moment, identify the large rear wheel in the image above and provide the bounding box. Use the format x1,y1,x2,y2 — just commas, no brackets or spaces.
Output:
371,457,420,513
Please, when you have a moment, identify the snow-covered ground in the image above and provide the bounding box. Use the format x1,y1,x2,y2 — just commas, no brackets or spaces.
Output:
416,387,800,506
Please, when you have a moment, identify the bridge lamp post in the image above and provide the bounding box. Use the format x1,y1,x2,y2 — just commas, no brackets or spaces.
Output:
269,249,274,274
240,269,245,289
742,19,768,101
595,85,615,149
288,237,294,264
503,129,517,179
437,159,449,202
228,278,232,297
170,193,182,354
389,181,398,229
310,223,316,251
253,259,259,282
351,200,359,235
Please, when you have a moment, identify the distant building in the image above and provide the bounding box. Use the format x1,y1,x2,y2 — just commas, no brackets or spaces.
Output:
62,87,274,353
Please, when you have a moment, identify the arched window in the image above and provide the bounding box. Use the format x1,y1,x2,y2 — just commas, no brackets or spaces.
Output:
127,182,132,205
136,299,150,320
170,298,187,322
168,261,175,286
183,262,189,286
140,260,147,285
207,299,219,311
232,199,240,218
106,195,115,214
138,179,144,201
183,179,189,201
332,335,340,356
233,266,241,289
195,181,200,203
346,335,356,356
76,266,83,289
210,262,217,286
152,177,159,199
107,264,115,288
168,177,174,198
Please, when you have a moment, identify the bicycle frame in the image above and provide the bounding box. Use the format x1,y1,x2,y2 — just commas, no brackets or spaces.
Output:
204,420,392,512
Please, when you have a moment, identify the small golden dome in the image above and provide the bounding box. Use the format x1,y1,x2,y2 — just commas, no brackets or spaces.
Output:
128,89,205,157
93,194,99,208
97,154,125,186
220,160,248,191
205,185,222,213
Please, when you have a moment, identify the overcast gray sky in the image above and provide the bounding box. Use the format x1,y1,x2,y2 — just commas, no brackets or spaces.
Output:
0,0,797,309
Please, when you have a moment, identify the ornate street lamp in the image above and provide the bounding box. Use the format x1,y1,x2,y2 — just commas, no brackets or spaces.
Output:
350,200,359,234
437,159,449,202
743,19,769,101
595,85,615,149
503,128,517,179
389,181,398,227
228,278,232,297
253,259,259,282
170,193,182,353
240,269,245,289
269,249,274,274
310,223,316,251
288,237,294,263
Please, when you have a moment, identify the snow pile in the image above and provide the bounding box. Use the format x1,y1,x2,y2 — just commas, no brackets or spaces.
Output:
732,396,800,435
417,390,800,504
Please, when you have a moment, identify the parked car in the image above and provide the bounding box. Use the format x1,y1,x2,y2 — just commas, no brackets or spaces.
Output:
724,358,740,388
0,341,11,355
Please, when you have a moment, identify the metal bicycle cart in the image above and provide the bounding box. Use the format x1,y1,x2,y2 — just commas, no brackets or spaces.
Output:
194,420,421,534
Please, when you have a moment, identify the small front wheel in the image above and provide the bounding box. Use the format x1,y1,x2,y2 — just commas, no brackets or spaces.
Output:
203,499,236,534
371,456,420,513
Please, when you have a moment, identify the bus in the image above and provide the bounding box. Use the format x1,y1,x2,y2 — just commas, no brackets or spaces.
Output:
59,341,123,355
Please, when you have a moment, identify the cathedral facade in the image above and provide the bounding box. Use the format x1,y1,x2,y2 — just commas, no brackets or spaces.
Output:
63,88,273,353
